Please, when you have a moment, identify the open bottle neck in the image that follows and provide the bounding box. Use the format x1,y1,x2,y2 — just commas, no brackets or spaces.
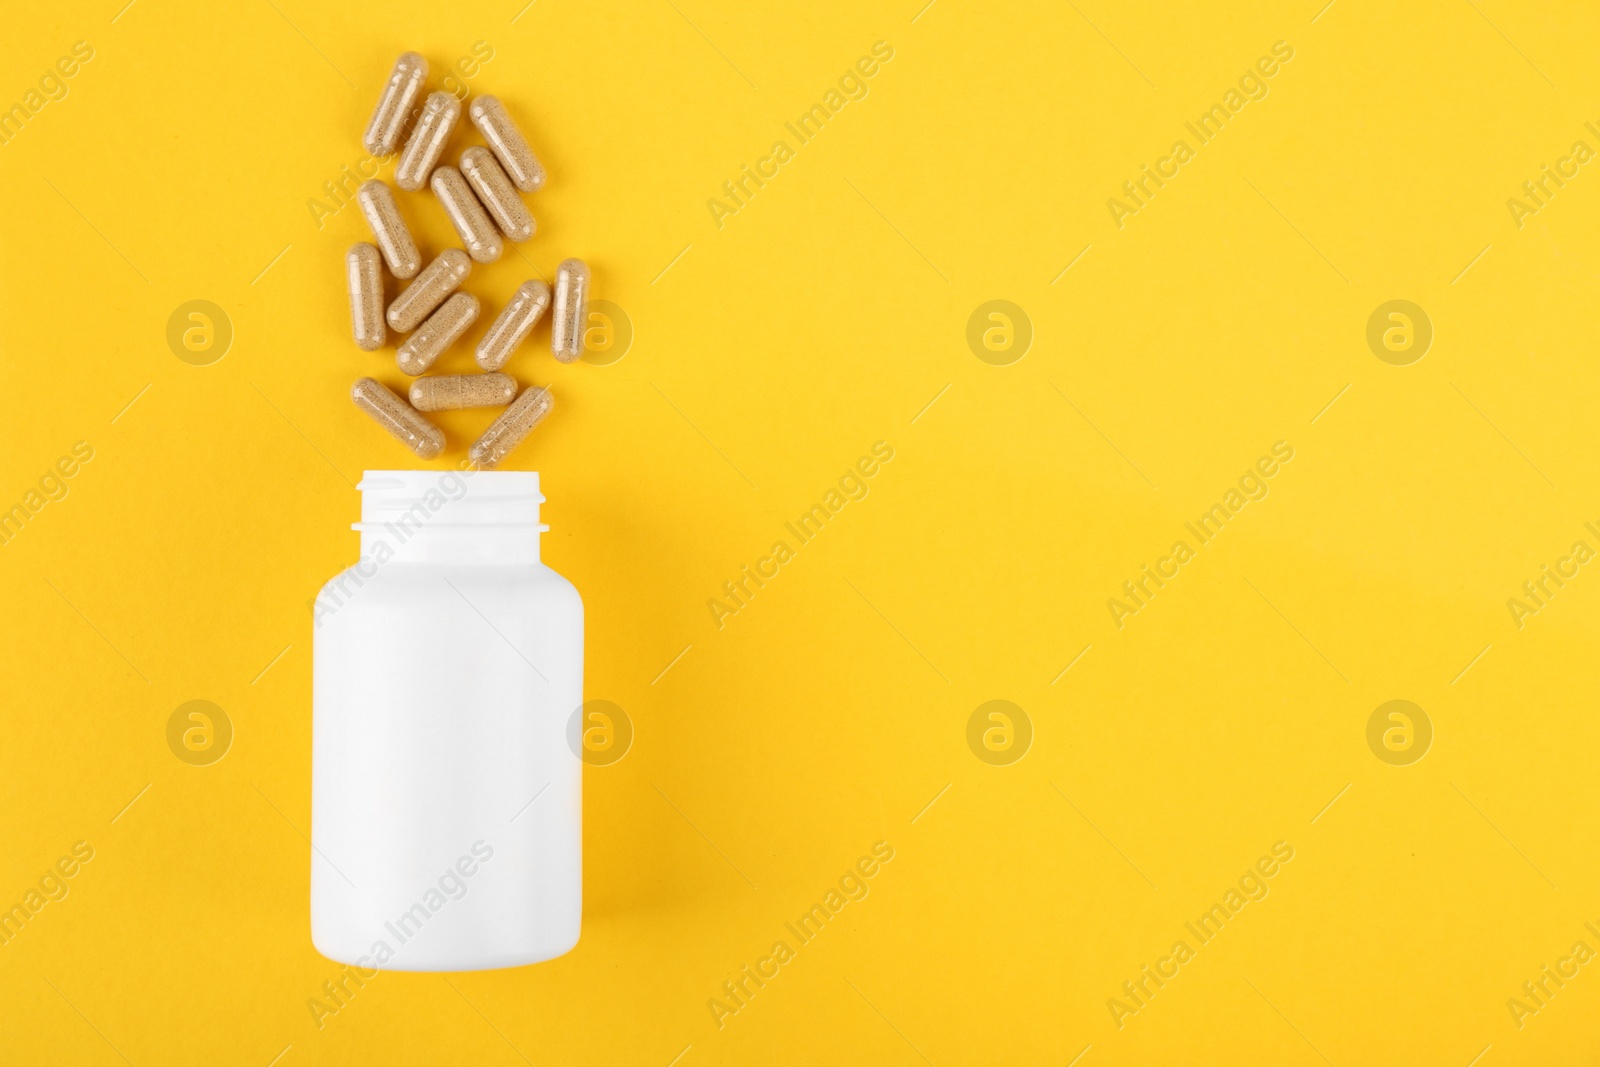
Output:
354,470,546,565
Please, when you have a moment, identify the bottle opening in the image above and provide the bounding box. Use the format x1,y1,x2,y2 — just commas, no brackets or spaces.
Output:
355,469,546,531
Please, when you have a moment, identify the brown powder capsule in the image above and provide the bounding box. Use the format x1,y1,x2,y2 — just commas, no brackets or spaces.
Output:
357,180,422,280
363,52,429,156
431,166,503,264
396,292,479,376
347,243,386,351
468,95,545,193
470,385,553,469
351,377,444,459
460,146,535,242
387,248,471,333
409,372,517,412
476,280,550,371
550,258,590,363
395,92,462,191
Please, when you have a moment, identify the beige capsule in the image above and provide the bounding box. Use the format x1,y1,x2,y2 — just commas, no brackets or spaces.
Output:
431,166,502,264
395,91,462,191
409,372,517,411
347,243,386,351
387,248,472,333
460,146,535,242
351,377,444,459
397,292,479,375
363,52,429,156
470,385,553,469
468,95,545,192
476,280,551,371
550,258,590,363
357,180,421,280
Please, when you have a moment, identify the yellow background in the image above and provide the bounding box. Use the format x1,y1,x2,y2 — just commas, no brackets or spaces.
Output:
2,0,1599,1062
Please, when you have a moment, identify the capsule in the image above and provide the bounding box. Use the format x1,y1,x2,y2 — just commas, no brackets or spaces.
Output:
357,180,421,280
409,372,517,412
550,258,590,363
351,377,444,459
468,95,545,193
459,146,535,243
387,248,471,333
470,386,553,469
396,292,479,375
395,92,462,191
476,281,551,371
347,243,386,351
363,52,429,156
431,166,502,264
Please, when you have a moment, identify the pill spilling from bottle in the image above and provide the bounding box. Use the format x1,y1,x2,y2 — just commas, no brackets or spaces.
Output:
344,51,595,469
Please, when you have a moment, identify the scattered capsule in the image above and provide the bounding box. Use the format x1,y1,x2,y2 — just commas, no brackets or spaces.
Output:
476,280,551,371
460,146,535,243
387,249,471,333
470,386,553,469
409,372,518,412
395,91,462,191
468,95,545,192
363,52,429,156
431,166,502,264
550,259,590,363
357,180,421,279
347,243,386,351
351,377,444,459
396,292,479,376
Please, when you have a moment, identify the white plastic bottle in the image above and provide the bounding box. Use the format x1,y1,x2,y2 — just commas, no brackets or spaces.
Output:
312,469,582,971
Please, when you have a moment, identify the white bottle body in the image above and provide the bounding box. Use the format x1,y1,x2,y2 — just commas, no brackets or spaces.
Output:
311,471,582,971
